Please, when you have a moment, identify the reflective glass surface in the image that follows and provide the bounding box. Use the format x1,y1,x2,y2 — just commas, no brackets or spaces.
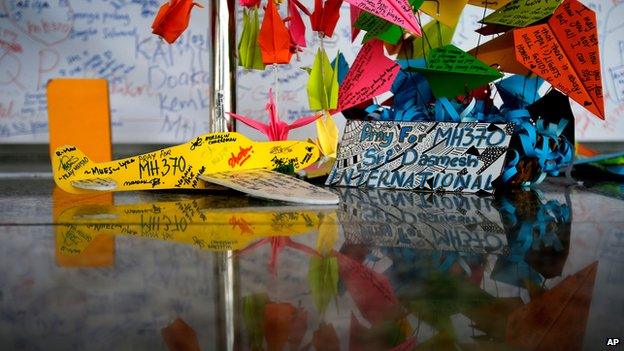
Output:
0,179,622,350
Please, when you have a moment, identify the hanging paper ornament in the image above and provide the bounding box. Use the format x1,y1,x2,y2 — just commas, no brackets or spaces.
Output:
310,0,343,37
307,49,339,111
152,0,203,44
238,7,265,70
258,0,294,64
287,0,307,48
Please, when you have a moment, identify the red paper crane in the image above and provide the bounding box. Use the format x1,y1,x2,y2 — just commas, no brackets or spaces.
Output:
227,89,321,141
152,0,203,44
310,0,343,37
258,0,294,64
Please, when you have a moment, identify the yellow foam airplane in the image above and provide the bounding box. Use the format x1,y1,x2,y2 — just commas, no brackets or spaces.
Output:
51,132,339,204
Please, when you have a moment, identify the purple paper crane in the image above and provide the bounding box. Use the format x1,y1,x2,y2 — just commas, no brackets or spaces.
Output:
227,89,321,141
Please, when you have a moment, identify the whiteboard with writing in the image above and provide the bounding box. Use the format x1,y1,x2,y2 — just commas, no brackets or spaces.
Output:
236,0,623,143
0,0,211,143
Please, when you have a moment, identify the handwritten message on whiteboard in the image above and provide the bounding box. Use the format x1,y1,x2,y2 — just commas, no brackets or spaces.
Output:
0,0,211,143
326,120,513,193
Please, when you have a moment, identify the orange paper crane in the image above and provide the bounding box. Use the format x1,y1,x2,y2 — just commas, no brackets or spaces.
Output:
513,0,604,119
259,0,294,64
152,0,203,44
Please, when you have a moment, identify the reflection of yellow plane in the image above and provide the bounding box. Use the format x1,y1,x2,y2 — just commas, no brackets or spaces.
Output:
55,197,338,259
51,132,338,203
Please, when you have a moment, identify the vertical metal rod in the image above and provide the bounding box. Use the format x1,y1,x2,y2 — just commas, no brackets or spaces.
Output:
210,0,237,132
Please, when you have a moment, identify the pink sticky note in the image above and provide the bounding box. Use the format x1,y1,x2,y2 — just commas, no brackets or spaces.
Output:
338,39,400,111
343,0,421,35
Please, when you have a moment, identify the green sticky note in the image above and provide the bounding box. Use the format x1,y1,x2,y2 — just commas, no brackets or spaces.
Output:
411,45,503,98
482,0,562,27
307,49,339,111
398,20,456,60
238,8,265,70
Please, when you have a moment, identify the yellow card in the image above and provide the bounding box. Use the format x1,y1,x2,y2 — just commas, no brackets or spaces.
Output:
52,132,320,194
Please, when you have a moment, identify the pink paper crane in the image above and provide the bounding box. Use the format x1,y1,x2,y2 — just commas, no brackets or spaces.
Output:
227,89,321,141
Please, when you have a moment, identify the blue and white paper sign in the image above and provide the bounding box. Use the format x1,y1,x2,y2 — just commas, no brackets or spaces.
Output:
326,121,514,193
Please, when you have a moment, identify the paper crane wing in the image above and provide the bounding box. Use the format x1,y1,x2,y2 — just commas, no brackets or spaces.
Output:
151,0,202,44
238,7,265,70
420,0,468,28
398,20,456,61
514,0,604,118
310,0,343,37
411,44,503,98
344,0,422,35
467,31,530,75
482,0,562,27
227,112,271,136
288,0,307,47
307,49,339,111
338,39,401,111
258,0,293,64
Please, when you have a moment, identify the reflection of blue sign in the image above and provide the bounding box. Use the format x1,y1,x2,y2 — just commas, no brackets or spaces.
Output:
327,120,514,193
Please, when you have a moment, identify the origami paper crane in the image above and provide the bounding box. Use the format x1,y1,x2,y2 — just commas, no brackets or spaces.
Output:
344,0,422,36
411,44,503,98
151,0,202,44
310,0,343,37
258,0,294,64
287,0,307,48
238,236,318,275
228,89,321,141
482,0,561,27
514,0,604,118
307,48,339,111
238,7,265,70
338,39,401,111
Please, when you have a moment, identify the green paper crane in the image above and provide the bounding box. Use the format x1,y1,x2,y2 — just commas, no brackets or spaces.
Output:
238,7,265,70
307,48,339,112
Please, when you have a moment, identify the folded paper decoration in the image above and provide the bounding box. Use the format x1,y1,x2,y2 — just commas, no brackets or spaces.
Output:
344,0,422,36
288,0,307,48
239,7,266,70
411,44,503,98
52,132,319,194
338,39,401,111
482,0,561,27
467,31,530,75
152,0,202,44
514,0,604,118
310,0,343,37
355,0,423,45
228,89,321,141
307,49,339,111
350,5,362,40
258,0,293,64
468,0,511,9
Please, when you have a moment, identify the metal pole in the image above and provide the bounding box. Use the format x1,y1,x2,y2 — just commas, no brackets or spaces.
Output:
210,0,237,132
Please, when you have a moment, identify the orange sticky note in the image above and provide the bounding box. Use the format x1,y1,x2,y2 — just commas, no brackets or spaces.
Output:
47,78,114,268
